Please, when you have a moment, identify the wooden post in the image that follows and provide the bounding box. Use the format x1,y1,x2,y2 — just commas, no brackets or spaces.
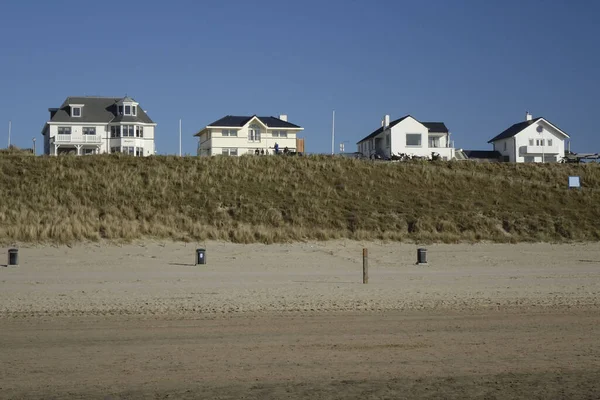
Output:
363,248,368,284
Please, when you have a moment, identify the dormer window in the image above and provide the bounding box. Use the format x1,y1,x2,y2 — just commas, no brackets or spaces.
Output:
117,96,139,117
69,104,84,117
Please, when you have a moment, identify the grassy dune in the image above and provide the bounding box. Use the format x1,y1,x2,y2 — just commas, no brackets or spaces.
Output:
1,154,600,244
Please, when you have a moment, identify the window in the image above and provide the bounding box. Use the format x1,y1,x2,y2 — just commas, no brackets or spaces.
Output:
136,126,144,137
118,106,123,115
132,106,137,116
83,148,95,155
222,129,238,137
123,125,134,137
110,147,120,153
82,127,96,135
248,124,261,142
536,139,545,146
428,136,439,148
272,130,288,138
529,139,534,146
504,141,507,151
406,134,421,147
547,139,553,146
135,147,143,157
72,107,81,117
111,126,120,138
222,148,238,156
58,127,71,135
125,146,134,155
125,105,131,115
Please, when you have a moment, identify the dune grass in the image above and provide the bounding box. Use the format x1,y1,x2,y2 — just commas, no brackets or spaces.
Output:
1,154,600,244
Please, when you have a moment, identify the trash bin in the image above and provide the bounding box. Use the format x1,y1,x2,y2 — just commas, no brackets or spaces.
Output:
196,248,206,265
417,248,427,265
8,248,18,266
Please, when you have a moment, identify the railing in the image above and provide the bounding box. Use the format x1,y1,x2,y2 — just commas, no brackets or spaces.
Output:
524,145,559,155
54,135,102,144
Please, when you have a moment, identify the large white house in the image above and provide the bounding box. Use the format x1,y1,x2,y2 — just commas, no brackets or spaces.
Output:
195,115,303,156
357,115,455,160
488,112,570,163
42,96,156,156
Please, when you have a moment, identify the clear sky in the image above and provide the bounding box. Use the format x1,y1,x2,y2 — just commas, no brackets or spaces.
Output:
1,0,598,155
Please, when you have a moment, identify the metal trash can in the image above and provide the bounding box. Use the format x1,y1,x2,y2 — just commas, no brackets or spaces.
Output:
8,248,18,266
196,248,206,265
417,248,427,265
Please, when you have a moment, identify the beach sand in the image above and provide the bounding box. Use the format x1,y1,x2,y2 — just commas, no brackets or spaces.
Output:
1,241,599,399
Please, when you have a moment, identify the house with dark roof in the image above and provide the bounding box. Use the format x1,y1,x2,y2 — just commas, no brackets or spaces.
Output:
357,115,455,160
194,115,304,156
42,96,157,156
488,112,571,163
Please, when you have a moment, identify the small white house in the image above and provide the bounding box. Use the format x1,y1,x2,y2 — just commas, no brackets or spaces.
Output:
488,112,570,163
41,96,157,156
195,115,303,156
357,115,455,160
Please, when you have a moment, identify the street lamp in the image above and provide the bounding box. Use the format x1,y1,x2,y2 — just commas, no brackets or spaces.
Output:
32,137,36,155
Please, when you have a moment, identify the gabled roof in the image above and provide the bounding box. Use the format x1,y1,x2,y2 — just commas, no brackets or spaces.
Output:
488,117,570,143
357,116,409,144
357,115,449,144
207,115,301,129
487,118,542,143
48,96,154,124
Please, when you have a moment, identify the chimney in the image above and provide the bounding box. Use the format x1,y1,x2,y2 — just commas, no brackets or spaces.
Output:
383,114,390,128
279,114,288,122
526,111,533,121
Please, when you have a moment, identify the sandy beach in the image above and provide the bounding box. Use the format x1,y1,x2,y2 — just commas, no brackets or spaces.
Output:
1,241,600,399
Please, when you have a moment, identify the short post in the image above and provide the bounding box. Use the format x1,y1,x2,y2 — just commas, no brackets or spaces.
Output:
417,248,428,265
8,248,18,266
196,248,206,265
363,248,368,284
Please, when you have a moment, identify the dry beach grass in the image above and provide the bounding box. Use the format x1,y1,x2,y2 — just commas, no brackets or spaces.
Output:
1,154,600,244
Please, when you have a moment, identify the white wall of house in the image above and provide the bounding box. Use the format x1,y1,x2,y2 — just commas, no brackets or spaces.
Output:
45,122,155,156
197,118,301,156
492,138,515,162
491,120,566,163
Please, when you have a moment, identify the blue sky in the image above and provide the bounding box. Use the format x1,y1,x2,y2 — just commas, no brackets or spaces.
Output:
1,0,598,155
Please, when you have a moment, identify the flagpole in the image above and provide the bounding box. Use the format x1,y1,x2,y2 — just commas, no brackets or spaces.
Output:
331,110,335,155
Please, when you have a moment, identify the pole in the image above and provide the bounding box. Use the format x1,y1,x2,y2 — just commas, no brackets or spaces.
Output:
32,138,36,155
331,110,335,155
179,119,182,157
8,120,11,148
362,248,368,284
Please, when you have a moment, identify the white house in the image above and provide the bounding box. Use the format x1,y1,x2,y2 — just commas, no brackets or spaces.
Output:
488,112,570,163
41,96,157,156
195,115,303,156
357,115,455,160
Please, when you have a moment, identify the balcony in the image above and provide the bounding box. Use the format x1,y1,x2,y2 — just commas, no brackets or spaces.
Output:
522,145,559,155
53,134,102,144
